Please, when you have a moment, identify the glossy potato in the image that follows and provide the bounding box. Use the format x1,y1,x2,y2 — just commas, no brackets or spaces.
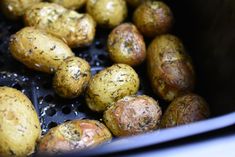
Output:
49,0,87,10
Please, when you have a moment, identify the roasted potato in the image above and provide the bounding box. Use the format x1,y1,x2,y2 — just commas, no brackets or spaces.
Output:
147,35,195,101
0,86,41,157
9,27,74,73
107,23,146,66
104,95,162,136
38,119,112,154
86,64,139,112
24,2,96,48
161,94,210,128
133,1,174,37
48,0,87,10
86,0,127,28
53,57,91,98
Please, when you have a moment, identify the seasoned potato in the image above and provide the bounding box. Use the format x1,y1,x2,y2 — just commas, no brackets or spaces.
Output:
133,1,174,37
38,119,112,154
49,0,87,10
0,87,41,157
53,57,91,98
24,2,96,48
9,27,74,73
86,0,127,28
86,64,139,112
161,94,210,128
147,35,195,101
107,23,146,66
104,95,162,136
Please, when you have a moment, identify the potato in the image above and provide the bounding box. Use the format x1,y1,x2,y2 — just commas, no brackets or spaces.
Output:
53,57,91,98
0,0,41,20
147,35,195,101
133,1,174,37
86,0,127,28
107,23,146,66
48,0,87,10
0,87,41,157
24,2,96,48
38,119,112,154
104,95,162,136
86,64,139,112
9,27,74,73
161,94,210,128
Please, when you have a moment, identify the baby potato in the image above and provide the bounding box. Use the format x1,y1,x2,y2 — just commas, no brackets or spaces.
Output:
161,94,210,128
86,64,140,112
104,95,162,136
0,87,41,157
147,35,195,101
24,2,96,48
49,0,87,10
107,23,146,66
133,1,174,37
53,57,91,99
38,119,112,154
86,0,127,28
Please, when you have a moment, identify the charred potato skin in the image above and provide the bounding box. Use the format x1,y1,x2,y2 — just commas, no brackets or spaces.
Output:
147,35,195,101
161,94,210,128
49,0,87,10
107,23,146,66
104,95,162,136
0,87,41,157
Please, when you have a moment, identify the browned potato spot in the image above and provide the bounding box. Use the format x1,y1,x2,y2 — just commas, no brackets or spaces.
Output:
49,0,87,10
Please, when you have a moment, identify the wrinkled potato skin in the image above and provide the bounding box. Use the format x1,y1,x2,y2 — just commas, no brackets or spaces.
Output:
86,0,127,28
161,94,210,128
9,27,74,73
133,1,173,37
53,57,91,99
86,64,140,112
107,23,146,66
49,0,87,10
24,2,96,48
0,87,41,157
104,95,162,136
147,35,195,101
38,120,112,154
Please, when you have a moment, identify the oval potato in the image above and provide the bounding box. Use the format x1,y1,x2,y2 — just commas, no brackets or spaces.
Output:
49,0,87,10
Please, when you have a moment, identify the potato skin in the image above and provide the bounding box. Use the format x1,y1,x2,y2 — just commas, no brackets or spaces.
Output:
86,64,140,112
161,94,210,128
147,35,195,101
9,27,74,73
38,120,112,154
0,87,41,157
53,57,91,98
24,2,96,48
104,95,162,136
49,0,87,10
107,23,146,66
133,1,173,37
86,0,127,28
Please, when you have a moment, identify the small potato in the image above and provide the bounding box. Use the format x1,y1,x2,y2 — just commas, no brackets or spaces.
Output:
107,23,146,66
24,2,96,48
86,0,127,28
38,119,112,154
49,0,87,10
133,1,174,37
86,64,140,112
147,35,195,101
0,87,41,157
161,94,210,128
53,57,91,98
104,95,162,136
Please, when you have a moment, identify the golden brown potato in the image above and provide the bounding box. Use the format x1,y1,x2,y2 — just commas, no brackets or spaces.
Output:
133,1,174,37
104,95,162,136
161,94,210,128
147,34,195,101
86,0,127,28
24,2,96,48
49,0,87,10
86,64,140,112
53,57,91,98
38,119,112,154
107,23,146,66
0,87,41,157
9,27,74,73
